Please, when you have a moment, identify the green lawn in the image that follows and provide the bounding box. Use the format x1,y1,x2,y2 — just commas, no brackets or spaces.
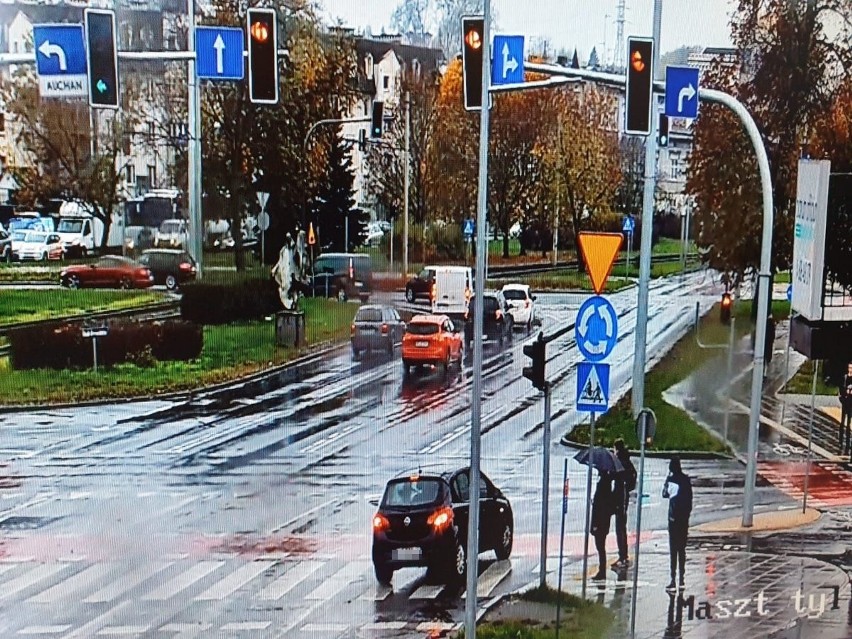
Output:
568,300,792,452
784,360,837,395
0,290,169,326
491,270,633,293
0,298,357,406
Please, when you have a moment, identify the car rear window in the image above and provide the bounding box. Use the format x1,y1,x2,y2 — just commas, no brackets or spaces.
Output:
406,323,439,335
383,478,442,507
356,308,382,322
483,297,500,311
502,289,527,300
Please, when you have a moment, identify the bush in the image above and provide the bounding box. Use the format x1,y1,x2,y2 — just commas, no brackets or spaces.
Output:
9,320,203,370
181,278,281,324
426,224,465,262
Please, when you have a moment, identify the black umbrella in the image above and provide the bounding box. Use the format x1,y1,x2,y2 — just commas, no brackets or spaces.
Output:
573,446,624,474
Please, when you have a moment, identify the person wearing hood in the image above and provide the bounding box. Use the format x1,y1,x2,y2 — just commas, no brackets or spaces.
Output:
662,456,692,591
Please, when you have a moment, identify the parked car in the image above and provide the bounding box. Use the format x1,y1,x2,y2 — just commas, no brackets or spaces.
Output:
431,265,474,319
405,266,437,303
310,252,373,302
351,305,406,359
401,314,463,375
59,256,154,289
501,283,537,332
0,227,11,262
154,218,189,248
371,468,513,585
465,290,514,347
16,232,65,261
362,222,385,245
138,249,197,290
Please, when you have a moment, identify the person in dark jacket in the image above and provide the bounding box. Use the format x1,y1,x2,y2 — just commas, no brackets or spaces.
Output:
590,472,615,580
662,456,693,591
839,361,852,457
612,438,637,568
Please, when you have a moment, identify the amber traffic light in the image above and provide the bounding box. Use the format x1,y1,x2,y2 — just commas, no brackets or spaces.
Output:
625,37,654,135
461,16,485,111
247,8,278,104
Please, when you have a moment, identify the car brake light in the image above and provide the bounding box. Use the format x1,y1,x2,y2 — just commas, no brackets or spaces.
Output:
373,513,390,531
179,262,193,271
525,299,530,308
427,506,453,532
351,323,356,336
381,323,389,335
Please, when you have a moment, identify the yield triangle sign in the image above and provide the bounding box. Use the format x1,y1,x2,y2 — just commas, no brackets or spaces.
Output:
577,232,624,294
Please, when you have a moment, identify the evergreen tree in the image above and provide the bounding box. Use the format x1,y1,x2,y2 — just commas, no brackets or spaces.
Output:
587,47,599,70
312,128,362,252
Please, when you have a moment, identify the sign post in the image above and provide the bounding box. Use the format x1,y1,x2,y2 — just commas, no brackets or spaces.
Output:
257,191,269,266
82,325,109,372
630,408,656,637
555,458,569,639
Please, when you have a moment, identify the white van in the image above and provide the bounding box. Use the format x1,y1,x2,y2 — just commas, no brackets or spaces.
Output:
431,266,473,318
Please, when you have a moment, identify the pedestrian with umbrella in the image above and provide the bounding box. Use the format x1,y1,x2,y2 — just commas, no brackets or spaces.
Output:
574,447,623,580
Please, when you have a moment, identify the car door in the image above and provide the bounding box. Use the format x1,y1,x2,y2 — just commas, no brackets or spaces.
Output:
450,470,492,549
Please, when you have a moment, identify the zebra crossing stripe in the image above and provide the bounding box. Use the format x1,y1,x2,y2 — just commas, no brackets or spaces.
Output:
142,561,224,601
258,561,323,600
361,622,407,630
95,626,148,636
84,562,173,604
462,560,511,598
194,561,274,601
17,626,71,635
0,564,68,600
28,564,114,604
305,562,366,600
358,583,392,601
409,584,445,600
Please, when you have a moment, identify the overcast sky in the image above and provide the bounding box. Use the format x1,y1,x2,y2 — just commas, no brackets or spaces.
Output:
317,0,737,62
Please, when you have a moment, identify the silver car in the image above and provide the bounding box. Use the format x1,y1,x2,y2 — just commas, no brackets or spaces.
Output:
351,305,406,359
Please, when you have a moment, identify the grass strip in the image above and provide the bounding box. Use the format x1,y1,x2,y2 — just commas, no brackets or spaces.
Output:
0,290,169,326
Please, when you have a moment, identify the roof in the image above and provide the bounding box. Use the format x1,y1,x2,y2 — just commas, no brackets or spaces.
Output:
355,37,443,71
501,283,530,290
409,314,451,324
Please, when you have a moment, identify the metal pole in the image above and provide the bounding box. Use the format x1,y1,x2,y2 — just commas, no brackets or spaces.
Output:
403,91,410,278
539,384,552,588
261,229,265,266
344,213,348,252
803,361,818,513
630,0,663,418
629,412,648,637
187,0,203,279
723,318,736,445
464,1,491,636
581,413,596,599
389,219,394,273
684,202,691,268
92,337,98,373
555,457,568,639
779,311,795,427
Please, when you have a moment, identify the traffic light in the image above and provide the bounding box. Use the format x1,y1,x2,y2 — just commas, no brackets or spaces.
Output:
522,332,547,391
658,113,669,147
721,292,732,324
85,9,119,109
370,101,384,139
247,8,278,104
461,16,484,111
625,37,654,135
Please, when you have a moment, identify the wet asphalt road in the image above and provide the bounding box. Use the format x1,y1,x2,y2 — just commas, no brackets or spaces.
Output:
0,272,823,638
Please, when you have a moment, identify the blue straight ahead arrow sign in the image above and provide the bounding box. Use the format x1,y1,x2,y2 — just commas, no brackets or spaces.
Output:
491,35,524,85
196,27,244,80
665,66,700,119
33,25,87,98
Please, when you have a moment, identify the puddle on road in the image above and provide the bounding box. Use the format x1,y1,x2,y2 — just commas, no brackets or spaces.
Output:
211,534,319,557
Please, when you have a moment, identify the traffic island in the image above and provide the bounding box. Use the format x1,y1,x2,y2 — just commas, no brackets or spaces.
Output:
695,507,821,534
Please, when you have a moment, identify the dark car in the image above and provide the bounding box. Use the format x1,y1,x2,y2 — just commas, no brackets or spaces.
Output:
465,290,514,347
310,253,373,302
371,468,513,585
0,227,11,262
351,305,406,358
405,266,437,303
138,249,197,290
59,256,154,290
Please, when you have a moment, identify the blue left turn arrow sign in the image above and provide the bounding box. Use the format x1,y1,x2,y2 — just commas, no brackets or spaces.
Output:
33,24,88,98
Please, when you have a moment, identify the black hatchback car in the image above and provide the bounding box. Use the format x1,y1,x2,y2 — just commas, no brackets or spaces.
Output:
404,266,437,303
371,468,513,585
465,290,514,347
138,249,197,290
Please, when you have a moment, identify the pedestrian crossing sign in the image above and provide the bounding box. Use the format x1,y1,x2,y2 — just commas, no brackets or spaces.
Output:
576,362,610,413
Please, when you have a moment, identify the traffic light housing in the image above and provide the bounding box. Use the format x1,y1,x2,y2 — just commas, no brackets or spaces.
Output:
370,101,384,139
721,292,732,324
85,9,119,109
522,332,547,391
625,37,654,135
461,16,484,111
658,113,669,147
247,8,278,104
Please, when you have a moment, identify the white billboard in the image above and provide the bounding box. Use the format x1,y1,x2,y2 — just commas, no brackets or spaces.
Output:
790,159,831,321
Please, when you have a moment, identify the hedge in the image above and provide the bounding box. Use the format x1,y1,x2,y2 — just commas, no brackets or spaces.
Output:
180,278,281,324
9,320,202,370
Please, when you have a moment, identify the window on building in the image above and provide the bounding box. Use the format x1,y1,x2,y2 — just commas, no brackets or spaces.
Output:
126,165,136,185
365,54,373,78
412,59,421,80
148,165,157,188
670,156,681,180
383,75,390,90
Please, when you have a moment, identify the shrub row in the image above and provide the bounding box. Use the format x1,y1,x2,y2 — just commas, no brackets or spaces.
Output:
180,279,281,325
9,320,202,370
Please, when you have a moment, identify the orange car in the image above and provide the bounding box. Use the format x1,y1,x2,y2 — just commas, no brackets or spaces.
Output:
401,314,464,374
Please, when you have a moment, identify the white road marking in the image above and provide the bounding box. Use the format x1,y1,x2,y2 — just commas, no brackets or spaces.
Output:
17,626,71,635
258,561,323,600
361,622,407,630
358,583,392,601
84,562,173,604
416,622,459,632
96,627,148,636
300,624,347,632
462,560,511,598
142,561,223,601
29,564,114,603
408,584,445,600
219,622,270,631
0,564,68,600
194,561,274,601
157,623,211,633
304,562,366,600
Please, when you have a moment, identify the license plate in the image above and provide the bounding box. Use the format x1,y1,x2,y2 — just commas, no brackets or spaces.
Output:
392,547,422,561
416,341,429,348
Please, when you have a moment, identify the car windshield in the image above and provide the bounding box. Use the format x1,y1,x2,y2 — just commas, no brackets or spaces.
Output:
26,232,47,243
406,323,439,336
356,308,382,322
57,220,84,233
502,289,527,300
11,231,27,241
161,221,182,233
382,478,442,507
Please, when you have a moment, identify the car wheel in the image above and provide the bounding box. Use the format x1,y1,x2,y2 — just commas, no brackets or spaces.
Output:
405,287,415,303
67,275,81,290
447,538,467,583
494,520,513,560
336,288,347,302
506,320,514,343
444,349,451,373
374,562,393,586
79,247,87,258
526,318,532,335
165,274,178,290
119,277,132,290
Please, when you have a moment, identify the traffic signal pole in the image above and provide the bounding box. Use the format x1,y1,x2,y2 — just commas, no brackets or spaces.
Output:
187,0,203,279
539,382,551,588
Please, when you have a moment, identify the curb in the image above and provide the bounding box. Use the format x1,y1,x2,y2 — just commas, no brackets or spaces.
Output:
559,434,733,460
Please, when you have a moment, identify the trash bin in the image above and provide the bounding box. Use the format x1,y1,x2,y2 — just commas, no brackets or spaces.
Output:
276,310,306,348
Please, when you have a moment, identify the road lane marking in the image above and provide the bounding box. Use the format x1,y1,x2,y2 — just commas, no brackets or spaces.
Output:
158,623,211,633
271,498,337,534
301,624,347,632
142,561,223,601
96,627,148,636
361,622,407,630
304,562,366,600
17,626,71,635
416,622,459,632
258,561,323,600
0,563,68,600
84,562,173,604
409,584,445,599
358,583,392,601
29,563,114,603
194,561,274,601
219,622,270,631
462,560,511,598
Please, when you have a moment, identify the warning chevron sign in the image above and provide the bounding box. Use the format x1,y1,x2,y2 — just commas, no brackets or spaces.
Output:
576,362,610,413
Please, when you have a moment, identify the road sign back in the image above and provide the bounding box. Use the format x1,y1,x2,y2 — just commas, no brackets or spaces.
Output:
577,232,623,294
